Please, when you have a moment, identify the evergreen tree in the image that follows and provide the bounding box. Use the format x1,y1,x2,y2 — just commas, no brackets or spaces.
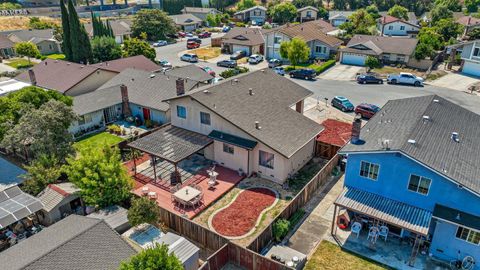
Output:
67,0,92,64
60,0,72,61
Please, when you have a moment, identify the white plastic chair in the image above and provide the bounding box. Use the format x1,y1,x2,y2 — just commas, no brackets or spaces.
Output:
351,222,362,238
378,225,389,241
367,226,379,242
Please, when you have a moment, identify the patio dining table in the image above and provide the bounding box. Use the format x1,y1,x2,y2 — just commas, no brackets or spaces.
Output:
173,186,201,203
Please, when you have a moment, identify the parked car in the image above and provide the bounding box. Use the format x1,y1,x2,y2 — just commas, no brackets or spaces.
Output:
268,58,282,68
212,77,224,84
153,40,167,47
289,69,316,80
180,53,198,63
187,37,202,44
355,103,380,119
356,74,383,84
273,66,285,76
159,60,172,68
178,31,186,38
186,32,194,37
331,96,354,112
167,33,179,39
248,54,264,64
198,32,211,38
230,50,246,60
202,66,216,76
217,59,237,68
387,72,424,87
222,26,231,32
187,41,200,49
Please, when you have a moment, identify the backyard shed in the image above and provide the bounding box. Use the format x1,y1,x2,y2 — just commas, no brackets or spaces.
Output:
87,205,130,234
158,232,200,270
316,119,352,159
37,183,83,226
265,245,307,269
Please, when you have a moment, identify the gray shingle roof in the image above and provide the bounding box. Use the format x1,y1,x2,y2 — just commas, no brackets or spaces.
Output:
0,215,136,270
165,64,214,83
73,68,199,115
87,205,130,233
341,95,480,195
166,69,323,158
341,35,418,56
85,19,132,37
8,29,55,43
181,7,219,13
221,27,265,46
37,183,80,212
157,232,199,264
169,14,202,25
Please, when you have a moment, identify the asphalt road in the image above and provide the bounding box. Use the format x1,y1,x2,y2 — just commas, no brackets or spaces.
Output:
290,77,480,115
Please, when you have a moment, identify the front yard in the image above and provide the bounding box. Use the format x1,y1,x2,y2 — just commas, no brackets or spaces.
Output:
305,241,388,270
371,66,424,78
187,47,221,60
73,131,123,152
5,58,35,69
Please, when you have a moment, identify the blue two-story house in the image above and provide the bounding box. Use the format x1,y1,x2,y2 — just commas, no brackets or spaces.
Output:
336,95,480,269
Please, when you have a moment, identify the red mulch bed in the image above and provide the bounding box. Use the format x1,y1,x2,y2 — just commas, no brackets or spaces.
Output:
211,188,276,237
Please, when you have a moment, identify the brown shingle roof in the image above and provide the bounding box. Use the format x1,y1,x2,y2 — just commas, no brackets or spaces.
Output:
0,35,14,49
457,15,480,26
276,20,342,47
92,55,160,73
222,27,265,46
341,34,418,56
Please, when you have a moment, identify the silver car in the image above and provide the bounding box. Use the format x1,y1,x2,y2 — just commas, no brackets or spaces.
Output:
180,53,198,63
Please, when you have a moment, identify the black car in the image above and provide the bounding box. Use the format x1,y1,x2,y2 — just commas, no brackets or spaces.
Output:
187,37,202,44
289,69,316,80
217,60,237,68
230,50,246,60
356,74,383,84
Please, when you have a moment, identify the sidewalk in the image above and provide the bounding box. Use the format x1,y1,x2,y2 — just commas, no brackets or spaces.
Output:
285,176,344,257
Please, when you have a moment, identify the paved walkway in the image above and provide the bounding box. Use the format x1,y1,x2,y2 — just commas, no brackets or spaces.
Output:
285,176,344,257
429,72,479,93
318,64,363,81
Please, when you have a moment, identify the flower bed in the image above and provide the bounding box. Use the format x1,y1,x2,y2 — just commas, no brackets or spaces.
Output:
211,187,277,238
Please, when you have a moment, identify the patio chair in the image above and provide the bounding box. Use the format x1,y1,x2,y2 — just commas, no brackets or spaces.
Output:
367,226,379,242
378,225,389,241
351,222,362,238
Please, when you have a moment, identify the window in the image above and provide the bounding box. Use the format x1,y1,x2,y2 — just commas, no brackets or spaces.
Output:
388,25,393,30
456,226,480,245
78,114,92,125
274,36,282,44
177,105,186,119
408,174,431,195
473,47,480,57
359,161,379,180
200,112,211,125
396,55,405,62
223,143,234,154
400,25,405,30
259,150,274,169
306,11,312,17
315,45,322,53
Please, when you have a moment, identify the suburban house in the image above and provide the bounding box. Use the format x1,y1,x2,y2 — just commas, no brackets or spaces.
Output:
70,65,212,136
457,40,480,77
335,95,480,268
297,6,318,23
37,183,83,226
340,35,418,66
181,7,221,21
15,55,160,96
0,35,15,58
84,19,132,44
7,29,61,55
233,6,267,25
0,215,136,270
329,10,418,27
377,15,420,37
264,20,342,61
457,16,480,38
169,14,203,32
220,27,265,55
131,69,324,184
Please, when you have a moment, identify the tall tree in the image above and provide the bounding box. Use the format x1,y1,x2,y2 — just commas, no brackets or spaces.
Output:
430,4,453,24
339,9,375,37
131,9,176,41
387,4,409,20
21,154,63,196
269,2,297,24
14,42,40,65
279,37,310,67
91,12,114,38
92,36,122,63
67,0,92,64
127,197,160,227
434,18,463,42
60,0,72,61
119,244,183,270
122,38,156,61
465,0,480,13
65,145,133,208
434,0,461,11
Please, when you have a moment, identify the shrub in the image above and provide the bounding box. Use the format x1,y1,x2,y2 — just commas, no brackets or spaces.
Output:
107,124,121,134
273,218,290,242
284,66,296,72
311,59,336,74
235,22,246,27
16,64,34,69
219,66,249,78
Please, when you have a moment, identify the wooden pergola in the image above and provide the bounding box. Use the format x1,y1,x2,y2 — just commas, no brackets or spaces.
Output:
127,125,213,185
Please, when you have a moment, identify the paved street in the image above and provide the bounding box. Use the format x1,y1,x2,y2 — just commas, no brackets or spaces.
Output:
290,77,480,115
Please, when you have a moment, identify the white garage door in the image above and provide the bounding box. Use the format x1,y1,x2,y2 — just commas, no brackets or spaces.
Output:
232,45,251,56
462,61,480,77
341,53,366,66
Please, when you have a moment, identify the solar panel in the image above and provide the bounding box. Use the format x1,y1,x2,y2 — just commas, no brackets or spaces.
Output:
0,186,44,228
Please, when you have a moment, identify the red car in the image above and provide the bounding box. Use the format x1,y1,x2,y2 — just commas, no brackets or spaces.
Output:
177,31,186,38
354,103,380,119
198,32,211,38
187,41,200,49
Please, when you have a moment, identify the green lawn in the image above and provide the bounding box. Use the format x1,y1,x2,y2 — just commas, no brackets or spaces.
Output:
305,241,388,270
5,58,34,69
46,54,66,60
73,132,123,152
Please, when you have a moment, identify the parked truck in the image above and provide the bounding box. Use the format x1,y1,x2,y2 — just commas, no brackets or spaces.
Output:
387,72,424,87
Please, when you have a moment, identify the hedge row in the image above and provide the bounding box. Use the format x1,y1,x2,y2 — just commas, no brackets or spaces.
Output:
285,59,336,75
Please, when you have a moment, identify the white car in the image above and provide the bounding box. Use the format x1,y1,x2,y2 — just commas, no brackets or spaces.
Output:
153,40,167,47
180,53,198,63
248,54,264,64
387,72,424,87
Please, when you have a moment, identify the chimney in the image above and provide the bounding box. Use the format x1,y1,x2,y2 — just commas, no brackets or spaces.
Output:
255,121,261,130
351,115,362,144
28,68,36,86
44,61,48,66
176,78,185,96
248,88,254,95
120,84,131,117
295,100,304,113
451,132,460,143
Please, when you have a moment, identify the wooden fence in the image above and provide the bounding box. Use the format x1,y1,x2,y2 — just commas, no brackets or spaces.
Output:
247,154,341,253
199,242,293,270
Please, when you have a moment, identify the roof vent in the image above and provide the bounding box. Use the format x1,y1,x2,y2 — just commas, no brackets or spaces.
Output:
451,132,460,143
150,74,155,78
248,88,254,95
433,99,440,103
203,90,210,94
54,60,58,63
255,121,261,130
231,78,239,85
131,78,134,81
407,139,416,145
422,115,430,123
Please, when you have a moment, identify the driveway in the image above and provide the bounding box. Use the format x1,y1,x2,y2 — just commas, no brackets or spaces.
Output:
318,64,363,81
429,73,479,92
